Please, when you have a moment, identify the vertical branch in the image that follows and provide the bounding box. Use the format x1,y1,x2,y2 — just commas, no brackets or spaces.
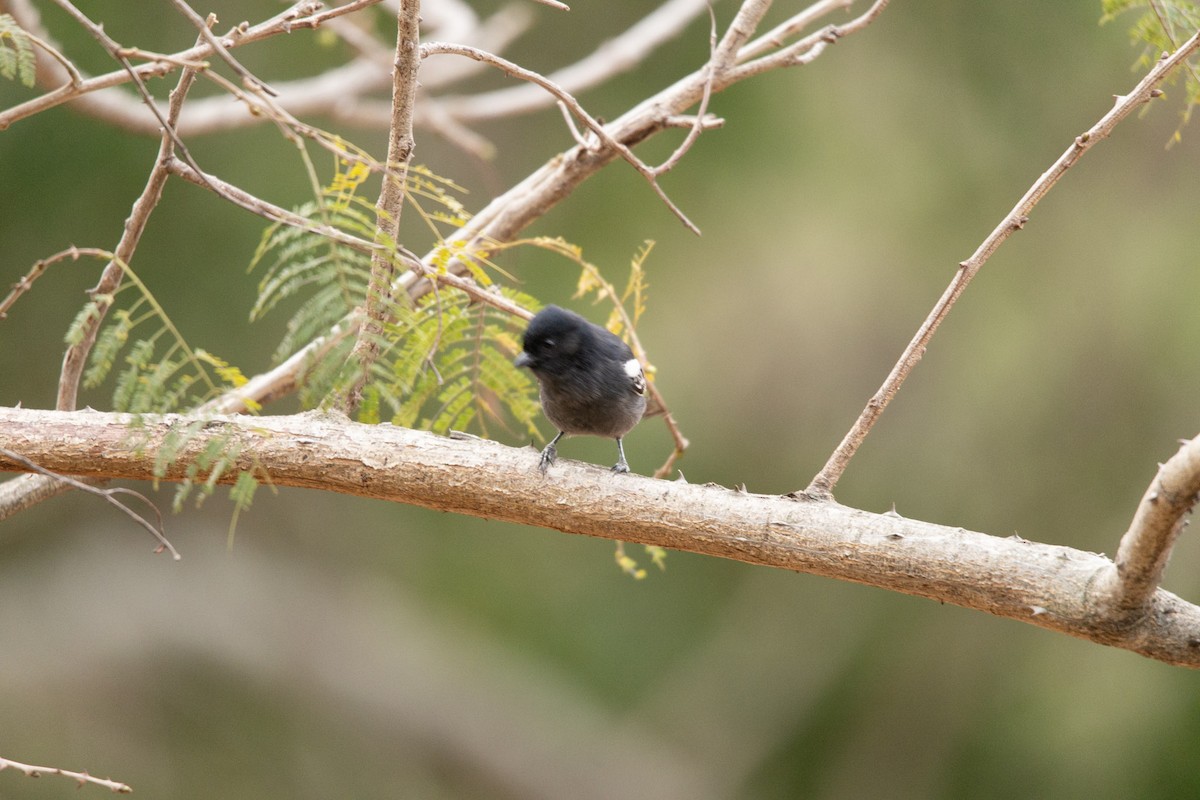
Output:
804,33,1200,499
330,0,421,415
54,17,207,410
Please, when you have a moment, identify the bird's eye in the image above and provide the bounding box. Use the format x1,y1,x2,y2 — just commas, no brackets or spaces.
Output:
544,338,556,348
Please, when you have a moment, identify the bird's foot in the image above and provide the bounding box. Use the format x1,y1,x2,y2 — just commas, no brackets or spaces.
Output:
538,443,558,474
611,438,631,474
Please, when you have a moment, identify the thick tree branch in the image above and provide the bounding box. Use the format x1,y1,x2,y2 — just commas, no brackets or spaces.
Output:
805,29,1200,499
2,407,1200,669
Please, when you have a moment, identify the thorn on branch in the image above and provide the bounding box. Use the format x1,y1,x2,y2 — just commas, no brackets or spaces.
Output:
1011,215,1029,230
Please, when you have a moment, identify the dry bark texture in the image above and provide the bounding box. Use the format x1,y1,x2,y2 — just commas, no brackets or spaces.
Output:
2,406,1199,668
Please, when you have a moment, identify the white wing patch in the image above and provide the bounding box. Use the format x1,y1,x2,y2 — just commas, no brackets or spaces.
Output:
624,358,646,395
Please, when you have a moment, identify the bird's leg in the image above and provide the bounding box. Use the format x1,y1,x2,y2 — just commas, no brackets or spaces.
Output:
539,431,565,473
611,438,630,474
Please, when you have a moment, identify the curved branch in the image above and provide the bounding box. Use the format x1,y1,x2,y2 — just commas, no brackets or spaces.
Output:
3,406,1200,669
805,29,1200,499
1094,435,1200,620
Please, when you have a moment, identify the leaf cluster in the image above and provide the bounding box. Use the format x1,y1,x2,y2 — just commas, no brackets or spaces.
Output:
250,160,545,438
68,257,249,414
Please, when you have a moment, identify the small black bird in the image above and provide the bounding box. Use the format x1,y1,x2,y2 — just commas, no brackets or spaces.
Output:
514,305,647,473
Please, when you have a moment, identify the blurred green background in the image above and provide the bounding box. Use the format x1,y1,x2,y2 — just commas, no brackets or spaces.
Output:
3,0,1200,797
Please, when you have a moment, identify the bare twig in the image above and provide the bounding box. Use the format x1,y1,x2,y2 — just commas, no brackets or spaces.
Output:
729,0,892,80
805,31,1200,499
0,753,131,793
164,158,382,255
422,41,703,233
45,1,206,168
332,0,422,414
1094,435,1200,620
649,2,718,179
737,0,852,61
0,446,178,559
20,25,84,87
167,0,278,96
0,246,111,320
428,0,713,121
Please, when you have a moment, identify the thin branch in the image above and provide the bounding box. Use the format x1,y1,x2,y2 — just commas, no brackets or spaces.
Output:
649,1,718,179
53,13,205,411
167,0,278,96
428,0,712,121
422,41,702,234
1095,435,1200,620
0,754,131,794
736,0,852,62
45,1,206,168
6,407,1200,669
0,446,178,560
22,26,84,87
805,31,1200,499
0,0,380,131
728,0,891,81
164,158,383,255
0,246,110,320
332,0,422,414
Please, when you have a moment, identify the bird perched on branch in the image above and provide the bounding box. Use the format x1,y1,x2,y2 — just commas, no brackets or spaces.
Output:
514,305,647,473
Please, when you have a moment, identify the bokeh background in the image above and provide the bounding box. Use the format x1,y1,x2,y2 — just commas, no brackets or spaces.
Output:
3,0,1200,797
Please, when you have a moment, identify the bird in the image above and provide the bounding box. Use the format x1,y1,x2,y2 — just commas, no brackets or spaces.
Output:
514,305,647,474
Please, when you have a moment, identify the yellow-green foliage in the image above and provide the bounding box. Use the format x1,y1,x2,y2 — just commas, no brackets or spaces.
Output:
367,287,541,437
62,251,260,524
250,160,543,439
1101,0,1200,139
67,256,248,414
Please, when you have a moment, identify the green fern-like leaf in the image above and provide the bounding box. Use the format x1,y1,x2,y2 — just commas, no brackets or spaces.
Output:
0,14,36,88
68,260,248,414
375,287,542,437
65,296,110,347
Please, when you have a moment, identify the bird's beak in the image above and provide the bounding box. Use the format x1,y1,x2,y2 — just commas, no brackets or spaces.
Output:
514,352,532,369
